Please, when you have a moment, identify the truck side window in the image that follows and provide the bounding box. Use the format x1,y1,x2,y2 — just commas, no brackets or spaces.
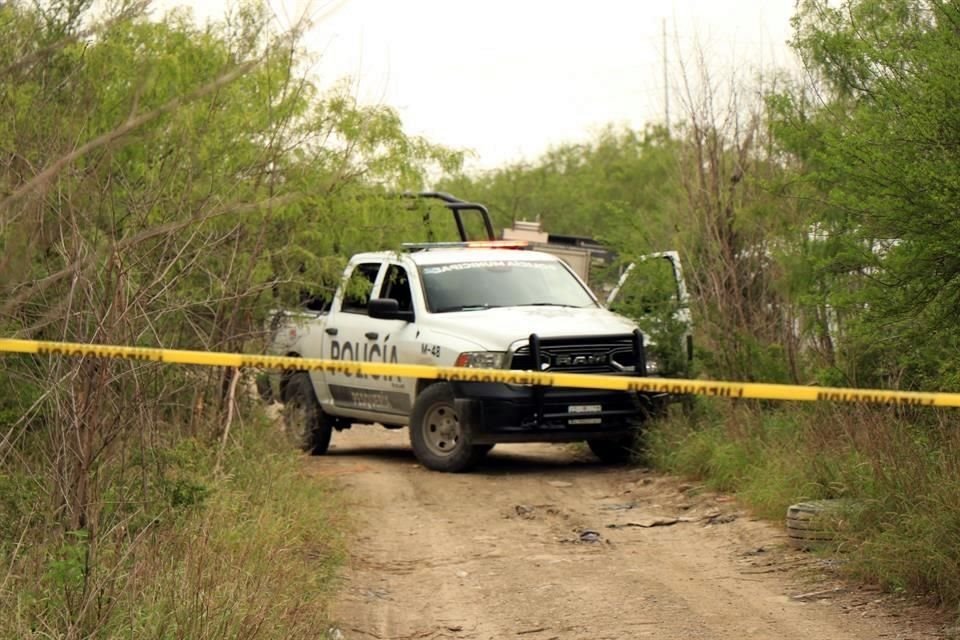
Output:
341,263,381,314
380,265,413,312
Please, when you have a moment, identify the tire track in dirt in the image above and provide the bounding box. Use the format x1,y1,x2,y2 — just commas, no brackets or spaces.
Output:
311,427,947,640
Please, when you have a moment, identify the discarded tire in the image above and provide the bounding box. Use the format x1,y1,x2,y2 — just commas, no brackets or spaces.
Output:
786,500,846,551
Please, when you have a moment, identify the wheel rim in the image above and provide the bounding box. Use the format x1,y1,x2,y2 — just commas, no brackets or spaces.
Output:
422,401,461,457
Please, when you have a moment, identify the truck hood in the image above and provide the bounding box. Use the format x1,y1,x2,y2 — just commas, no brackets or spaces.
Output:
424,305,641,350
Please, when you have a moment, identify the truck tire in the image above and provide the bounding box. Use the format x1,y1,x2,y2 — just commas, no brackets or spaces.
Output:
409,383,486,472
282,372,332,455
587,436,634,464
475,444,495,456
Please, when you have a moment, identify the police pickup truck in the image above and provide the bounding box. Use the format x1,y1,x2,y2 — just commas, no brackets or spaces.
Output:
266,195,681,472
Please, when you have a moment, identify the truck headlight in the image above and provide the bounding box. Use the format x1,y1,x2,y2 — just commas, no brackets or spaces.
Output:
645,358,661,375
454,351,507,369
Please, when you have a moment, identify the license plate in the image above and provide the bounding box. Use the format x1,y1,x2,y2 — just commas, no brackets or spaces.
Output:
568,404,602,425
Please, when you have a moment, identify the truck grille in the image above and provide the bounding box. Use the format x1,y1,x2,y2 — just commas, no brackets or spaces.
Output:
509,334,639,373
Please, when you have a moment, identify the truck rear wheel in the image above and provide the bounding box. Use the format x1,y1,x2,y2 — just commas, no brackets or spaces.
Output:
409,383,486,472
282,372,333,455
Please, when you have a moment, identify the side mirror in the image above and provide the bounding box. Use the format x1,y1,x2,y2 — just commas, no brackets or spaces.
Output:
368,298,414,322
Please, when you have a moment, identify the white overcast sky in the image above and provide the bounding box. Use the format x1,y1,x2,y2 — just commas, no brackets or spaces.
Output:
154,0,799,170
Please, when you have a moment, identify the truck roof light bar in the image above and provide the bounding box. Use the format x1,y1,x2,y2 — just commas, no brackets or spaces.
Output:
467,240,529,249
401,240,530,252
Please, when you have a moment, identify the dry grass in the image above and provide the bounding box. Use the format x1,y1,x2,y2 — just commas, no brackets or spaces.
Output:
649,400,960,608
0,412,346,640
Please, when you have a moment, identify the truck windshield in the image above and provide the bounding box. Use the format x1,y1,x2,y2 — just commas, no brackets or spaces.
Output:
419,260,597,313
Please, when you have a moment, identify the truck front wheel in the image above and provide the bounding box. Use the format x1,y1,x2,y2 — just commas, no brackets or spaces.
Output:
588,422,645,464
282,372,333,455
409,383,486,472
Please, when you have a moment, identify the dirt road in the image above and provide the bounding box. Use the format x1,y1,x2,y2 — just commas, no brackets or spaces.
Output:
311,427,947,640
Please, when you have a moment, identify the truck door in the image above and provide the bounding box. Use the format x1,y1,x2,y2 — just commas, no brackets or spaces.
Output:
606,251,693,376
321,261,412,420
370,262,420,411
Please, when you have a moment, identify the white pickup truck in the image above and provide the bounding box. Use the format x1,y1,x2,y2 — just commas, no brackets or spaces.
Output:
266,195,685,472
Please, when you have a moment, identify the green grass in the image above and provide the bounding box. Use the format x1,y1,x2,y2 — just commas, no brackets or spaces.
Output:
648,400,960,608
0,413,347,640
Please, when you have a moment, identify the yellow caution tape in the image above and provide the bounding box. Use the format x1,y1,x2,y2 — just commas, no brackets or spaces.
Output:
1,337,959,407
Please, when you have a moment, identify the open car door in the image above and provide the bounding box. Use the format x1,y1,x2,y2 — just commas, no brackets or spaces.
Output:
606,251,693,376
